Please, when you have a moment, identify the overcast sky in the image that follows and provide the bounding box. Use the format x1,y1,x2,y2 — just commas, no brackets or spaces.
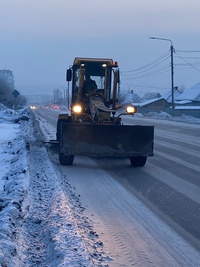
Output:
1,0,200,96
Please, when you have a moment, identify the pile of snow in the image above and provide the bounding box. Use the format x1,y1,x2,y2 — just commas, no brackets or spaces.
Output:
0,104,15,120
138,111,200,125
0,105,102,266
0,106,30,266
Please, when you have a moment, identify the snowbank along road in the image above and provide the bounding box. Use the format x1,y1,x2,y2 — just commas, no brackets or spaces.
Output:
1,106,200,267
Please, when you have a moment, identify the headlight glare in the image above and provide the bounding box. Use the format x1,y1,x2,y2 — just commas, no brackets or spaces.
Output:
72,105,82,113
126,106,137,114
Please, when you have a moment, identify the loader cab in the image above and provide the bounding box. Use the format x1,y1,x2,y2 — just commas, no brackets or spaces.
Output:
67,57,119,107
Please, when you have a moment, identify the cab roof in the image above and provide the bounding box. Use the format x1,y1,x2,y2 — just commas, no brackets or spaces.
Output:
73,57,117,67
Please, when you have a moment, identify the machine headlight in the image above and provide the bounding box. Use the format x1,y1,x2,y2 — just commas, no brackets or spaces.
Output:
126,105,137,114
72,105,82,113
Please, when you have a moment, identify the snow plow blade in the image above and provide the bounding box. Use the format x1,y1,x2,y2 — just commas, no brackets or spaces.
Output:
60,123,154,157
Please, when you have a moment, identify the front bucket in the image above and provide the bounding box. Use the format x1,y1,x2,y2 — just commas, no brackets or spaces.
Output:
60,123,154,158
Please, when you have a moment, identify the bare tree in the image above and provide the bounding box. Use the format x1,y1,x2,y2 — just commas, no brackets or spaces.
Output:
0,70,27,109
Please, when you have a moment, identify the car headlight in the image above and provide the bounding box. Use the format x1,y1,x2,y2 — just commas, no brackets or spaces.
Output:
30,105,36,110
126,105,137,114
72,105,82,113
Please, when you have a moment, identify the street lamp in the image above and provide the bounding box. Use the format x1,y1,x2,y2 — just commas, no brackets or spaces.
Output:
149,37,175,114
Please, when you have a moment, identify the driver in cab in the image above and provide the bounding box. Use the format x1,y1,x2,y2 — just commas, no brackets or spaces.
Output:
82,74,97,98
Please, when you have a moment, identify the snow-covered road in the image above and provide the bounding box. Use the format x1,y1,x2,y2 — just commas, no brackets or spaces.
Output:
1,106,200,266
35,108,200,266
55,156,200,267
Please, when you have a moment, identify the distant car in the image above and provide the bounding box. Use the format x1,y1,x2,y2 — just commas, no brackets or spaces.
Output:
30,105,36,110
51,105,60,109
41,105,49,109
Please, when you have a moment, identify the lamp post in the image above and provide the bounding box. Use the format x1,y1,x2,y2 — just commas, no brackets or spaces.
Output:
149,37,175,115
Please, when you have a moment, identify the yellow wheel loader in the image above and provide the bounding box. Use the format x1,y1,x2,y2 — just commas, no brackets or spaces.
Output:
56,57,154,166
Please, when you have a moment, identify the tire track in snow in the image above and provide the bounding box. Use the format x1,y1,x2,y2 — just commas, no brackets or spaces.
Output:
59,158,200,267
13,120,94,267
31,109,107,266
32,109,200,266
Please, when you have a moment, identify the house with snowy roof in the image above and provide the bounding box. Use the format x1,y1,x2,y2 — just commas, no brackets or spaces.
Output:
172,83,200,118
135,83,200,118
135,96,170,114
135,87,183,114
175,83,200,106
162,87,183,103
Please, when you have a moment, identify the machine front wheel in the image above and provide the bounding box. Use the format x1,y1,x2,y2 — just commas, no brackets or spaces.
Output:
130,156,147,167
59,153,74,166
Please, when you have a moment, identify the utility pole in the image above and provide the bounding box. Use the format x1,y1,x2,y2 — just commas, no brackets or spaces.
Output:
170,43,175,112
149,37,175,115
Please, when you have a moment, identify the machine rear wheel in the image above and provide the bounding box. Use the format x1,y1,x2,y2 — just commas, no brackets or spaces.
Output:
59,153,74,165
130,156,147,167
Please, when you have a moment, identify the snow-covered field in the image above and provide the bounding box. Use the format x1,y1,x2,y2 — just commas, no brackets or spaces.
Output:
1,104,200,266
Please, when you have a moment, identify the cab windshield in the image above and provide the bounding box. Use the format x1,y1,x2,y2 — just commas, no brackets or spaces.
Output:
72,64,112,103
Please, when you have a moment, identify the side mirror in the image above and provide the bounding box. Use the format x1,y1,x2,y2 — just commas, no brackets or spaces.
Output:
66,69,72,82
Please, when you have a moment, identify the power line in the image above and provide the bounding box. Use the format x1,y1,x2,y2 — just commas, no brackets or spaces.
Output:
121,65,170,80
121,80,169,90
120,47,200,94
174,51,200,73
120,50,172,92
176,50,200,53
121,57,171,79
121,50,170,73
175,56,200,60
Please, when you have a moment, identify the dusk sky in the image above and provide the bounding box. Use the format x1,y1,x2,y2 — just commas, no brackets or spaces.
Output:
1,0,200,96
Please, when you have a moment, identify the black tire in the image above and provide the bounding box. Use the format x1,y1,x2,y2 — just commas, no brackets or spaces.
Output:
56,120,62,141
130,156,147,167
59,153,74,165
